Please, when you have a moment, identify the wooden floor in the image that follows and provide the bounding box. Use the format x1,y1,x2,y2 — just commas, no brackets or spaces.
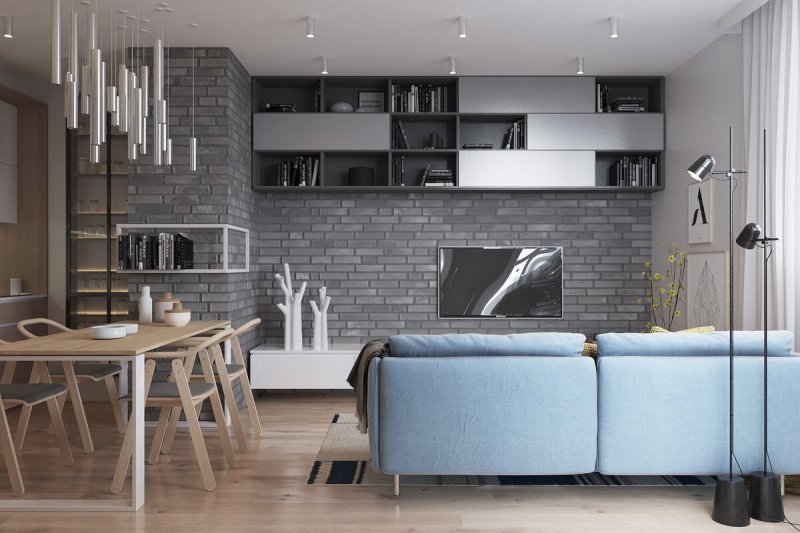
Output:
0,392,798,532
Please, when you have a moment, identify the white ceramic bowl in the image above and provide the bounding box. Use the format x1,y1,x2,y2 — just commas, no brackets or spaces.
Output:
122,323,139,335
91,325,128,340
164,310,191,327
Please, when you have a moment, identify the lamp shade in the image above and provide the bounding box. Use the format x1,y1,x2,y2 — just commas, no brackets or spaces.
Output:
736,223,762,249
687,154,715,182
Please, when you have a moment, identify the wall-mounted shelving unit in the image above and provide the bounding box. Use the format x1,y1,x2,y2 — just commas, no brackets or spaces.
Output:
251,75,665,192
116,224,250,274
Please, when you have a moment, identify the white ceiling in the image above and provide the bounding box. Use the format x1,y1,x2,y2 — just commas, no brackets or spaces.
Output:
0,0,760,82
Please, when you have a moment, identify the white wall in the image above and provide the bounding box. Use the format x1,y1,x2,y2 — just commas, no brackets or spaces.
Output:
653,33,744,330
0,65,67,324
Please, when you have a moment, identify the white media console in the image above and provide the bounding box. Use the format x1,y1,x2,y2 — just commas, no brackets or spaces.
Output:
249,343,362,390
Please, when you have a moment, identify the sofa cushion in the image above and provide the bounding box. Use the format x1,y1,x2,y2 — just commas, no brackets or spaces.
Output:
389,333,586,358
596,330,795,357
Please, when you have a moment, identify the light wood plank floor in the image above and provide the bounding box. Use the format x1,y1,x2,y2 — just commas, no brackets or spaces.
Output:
0,392,798,532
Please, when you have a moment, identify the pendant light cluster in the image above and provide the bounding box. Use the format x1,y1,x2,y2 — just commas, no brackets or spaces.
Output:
50,0,197,171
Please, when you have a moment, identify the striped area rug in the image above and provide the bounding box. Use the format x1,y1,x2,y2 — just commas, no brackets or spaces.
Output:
306,414,717,487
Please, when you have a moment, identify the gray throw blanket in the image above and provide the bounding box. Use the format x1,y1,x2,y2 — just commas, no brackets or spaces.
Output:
346,339,389,434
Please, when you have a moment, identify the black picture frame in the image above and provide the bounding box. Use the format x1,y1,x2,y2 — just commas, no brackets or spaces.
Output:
358,91,385,113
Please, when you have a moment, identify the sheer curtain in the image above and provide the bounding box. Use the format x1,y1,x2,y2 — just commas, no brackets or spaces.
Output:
741,0,800,345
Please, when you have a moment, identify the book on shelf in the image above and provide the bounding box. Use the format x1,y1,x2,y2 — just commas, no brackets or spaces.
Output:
390,84,450,113
276,156,319,187
609,155,658,187
392,121,410,149
462,143,493,149
392,157,406,186
118,233,194,271
264,103,296,112
420,165,454,186
501,119,525,149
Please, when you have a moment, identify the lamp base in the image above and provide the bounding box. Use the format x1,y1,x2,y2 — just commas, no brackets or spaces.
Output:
712,475,750,527
748,471,784,522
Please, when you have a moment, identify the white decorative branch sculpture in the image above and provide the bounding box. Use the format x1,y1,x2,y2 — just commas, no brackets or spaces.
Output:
275,263,306,351
310,287,332,351
291,281,307,350
310,301,322,351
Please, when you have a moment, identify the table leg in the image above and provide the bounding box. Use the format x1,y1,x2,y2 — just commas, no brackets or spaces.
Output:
119,360,129,422
131,356,145,510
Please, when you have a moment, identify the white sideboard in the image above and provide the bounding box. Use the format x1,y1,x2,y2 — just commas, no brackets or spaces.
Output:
249,343,362,390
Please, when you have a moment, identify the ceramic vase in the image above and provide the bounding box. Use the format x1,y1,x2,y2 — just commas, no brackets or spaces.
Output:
138,285,153,324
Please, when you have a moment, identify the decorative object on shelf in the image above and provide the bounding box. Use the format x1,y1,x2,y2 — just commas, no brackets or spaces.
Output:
329,101,354,113
276,263,307,351
121,323,139,335
291,282,307,350
9,278,22,296
164,302,191,327
357,91,384,113
310,287,331,351
138,285,153,324
348,167,375,186
688,179,712,244
686,126,749,527
638,243,686,331
153,292,179,323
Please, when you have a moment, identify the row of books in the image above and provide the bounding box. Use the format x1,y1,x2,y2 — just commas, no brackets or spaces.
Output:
276,157,319,187
118,233,194,271
391,84,450,113
392,157,407,186
420,164,455,187
502,120,526,149
609,156,659,187
597,84,648,113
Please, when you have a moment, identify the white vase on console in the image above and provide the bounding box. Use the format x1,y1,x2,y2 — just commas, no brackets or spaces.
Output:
138,285,153,324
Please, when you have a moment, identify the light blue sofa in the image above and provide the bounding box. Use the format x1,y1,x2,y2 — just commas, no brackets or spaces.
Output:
367,330,800,485
596,330,800,475
367,333,598,476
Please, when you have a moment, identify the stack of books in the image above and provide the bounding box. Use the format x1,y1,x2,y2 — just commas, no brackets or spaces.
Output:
610,156,658,187
118,233,194,271
263,103,296,112
391,84,450,113
392,157,406,186
276,156,319,187
610,96,646,113
502,120,525,149
420,164,455,187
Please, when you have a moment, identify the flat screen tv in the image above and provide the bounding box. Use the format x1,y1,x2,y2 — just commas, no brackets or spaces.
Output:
438,246,563,318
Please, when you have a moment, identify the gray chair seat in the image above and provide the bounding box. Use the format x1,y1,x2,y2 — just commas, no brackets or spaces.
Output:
50,363,122,380
0,383,67,406
190,363,245,378
124,382,216,400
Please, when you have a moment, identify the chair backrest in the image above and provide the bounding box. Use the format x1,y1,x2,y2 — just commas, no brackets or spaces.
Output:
17,318,73,339
193,328,236,353
234,318,261,338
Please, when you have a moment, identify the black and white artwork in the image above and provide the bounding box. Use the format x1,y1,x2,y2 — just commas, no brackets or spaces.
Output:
438,247,563,318
688,180,712,244
686,251,728,329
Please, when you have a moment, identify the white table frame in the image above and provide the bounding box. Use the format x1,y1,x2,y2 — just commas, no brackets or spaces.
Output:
0,353,145,512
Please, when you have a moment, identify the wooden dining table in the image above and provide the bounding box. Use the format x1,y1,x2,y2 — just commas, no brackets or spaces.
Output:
0,320,230,511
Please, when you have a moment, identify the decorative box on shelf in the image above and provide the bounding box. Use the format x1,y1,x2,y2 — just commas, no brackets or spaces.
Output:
249,343,362,390
115,223,250,274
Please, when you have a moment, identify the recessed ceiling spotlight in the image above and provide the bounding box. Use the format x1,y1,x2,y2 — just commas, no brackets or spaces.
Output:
2,16,12,39
458,16,467,38
609,16,619,38
576,56,585,75
79,0,91,5
164,7,174,13
188,22,199,28
449,56,457,75
140,28,149,33
321,56,328,75
141,18,151,24
158,2,169,6
306,16,315,38
117,9,128,14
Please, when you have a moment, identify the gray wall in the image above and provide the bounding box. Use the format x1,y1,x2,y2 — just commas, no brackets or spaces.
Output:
655,33,744,329
257,191,652,344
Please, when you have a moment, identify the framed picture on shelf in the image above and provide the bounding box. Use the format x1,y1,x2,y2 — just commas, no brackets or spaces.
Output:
688,179,712,244
686,251,728,330
358,91,385,113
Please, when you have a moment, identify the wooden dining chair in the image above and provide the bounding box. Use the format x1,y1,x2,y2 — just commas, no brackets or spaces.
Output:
111,329,237,494
16,319,125,454
160,319,263,456
0,338,73,496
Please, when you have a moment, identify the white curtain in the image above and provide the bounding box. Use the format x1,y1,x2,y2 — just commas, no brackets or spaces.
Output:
741,0,800,345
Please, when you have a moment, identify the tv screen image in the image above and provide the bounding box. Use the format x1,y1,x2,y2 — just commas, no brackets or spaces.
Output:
438,246,563,318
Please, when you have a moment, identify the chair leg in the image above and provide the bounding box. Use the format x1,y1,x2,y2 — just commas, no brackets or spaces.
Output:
0,401,24,496
172,360,216,492
62,362,94,453
159,407,181,455
104,375,126,434
111,360,156,495
148,406,174,465
46,393,67,436
15,362,44,451
212,347,247,451
45,396,73,466
0,361,16,385
199,349,236,467
237,370,263,435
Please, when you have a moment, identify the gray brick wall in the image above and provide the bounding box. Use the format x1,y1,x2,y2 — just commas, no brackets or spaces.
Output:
257,191,652,344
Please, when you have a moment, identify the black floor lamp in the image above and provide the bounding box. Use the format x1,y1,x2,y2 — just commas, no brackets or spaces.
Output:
686,126,749,527
735,129,783,523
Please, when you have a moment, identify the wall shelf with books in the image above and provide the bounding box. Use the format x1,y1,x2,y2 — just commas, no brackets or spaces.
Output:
459,114,526,150
392,115,457,151
253,152,322,188
595,151,662,188
392,152,458,187
115,224,249,274
595,77,664,113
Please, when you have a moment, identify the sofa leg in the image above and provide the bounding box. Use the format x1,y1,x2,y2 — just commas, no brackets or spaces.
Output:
393,474,400,497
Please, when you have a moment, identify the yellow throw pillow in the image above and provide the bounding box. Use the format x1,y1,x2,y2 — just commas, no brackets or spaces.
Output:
650,325,716,334
582,342,598,357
